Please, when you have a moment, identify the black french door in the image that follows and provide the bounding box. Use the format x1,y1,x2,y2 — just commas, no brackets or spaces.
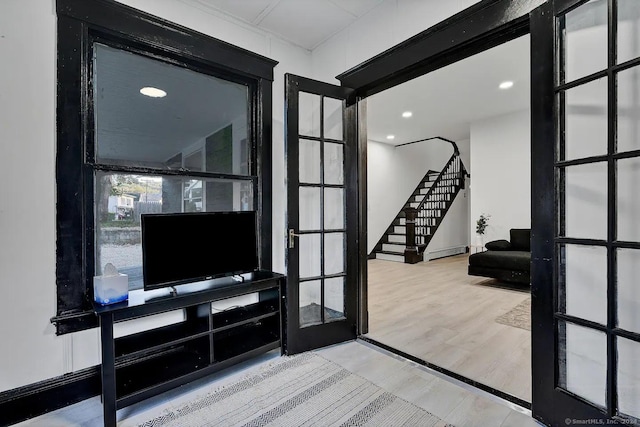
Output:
284,74,359,354
532,0,640,425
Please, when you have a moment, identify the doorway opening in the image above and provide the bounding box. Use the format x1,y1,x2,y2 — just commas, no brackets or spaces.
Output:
363,34,533,406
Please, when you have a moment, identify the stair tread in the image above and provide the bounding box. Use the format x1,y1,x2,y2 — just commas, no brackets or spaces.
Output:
377,249,404,255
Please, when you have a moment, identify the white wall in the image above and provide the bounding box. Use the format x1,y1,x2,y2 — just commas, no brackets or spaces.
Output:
310,0,480,84
469,109,531,244
0,0,311,393
367,138,467,253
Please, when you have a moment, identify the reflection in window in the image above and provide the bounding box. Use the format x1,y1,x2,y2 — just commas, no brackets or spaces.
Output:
93,44,250,176
94,172,254,290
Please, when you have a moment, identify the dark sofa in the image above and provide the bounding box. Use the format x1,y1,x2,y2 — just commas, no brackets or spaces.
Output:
468,228,531,285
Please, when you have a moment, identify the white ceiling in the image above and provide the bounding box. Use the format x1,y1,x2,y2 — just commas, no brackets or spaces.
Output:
367,34,531,145
191,0,384,50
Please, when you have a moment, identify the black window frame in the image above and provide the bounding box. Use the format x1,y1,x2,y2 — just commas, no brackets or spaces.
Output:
53,0,278,335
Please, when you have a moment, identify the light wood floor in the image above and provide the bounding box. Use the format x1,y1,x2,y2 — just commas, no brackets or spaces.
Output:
16,341,541,427
366,254,532,402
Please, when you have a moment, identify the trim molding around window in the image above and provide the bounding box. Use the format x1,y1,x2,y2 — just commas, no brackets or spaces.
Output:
53,0,278,334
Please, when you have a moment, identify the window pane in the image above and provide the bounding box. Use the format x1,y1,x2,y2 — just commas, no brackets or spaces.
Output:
94,172,253,290
93,44,250,175
324,97,343,140
617,66,640,154
563,77,608,160
299,280,321,327
618,0,640,64
618,336,640,418
299,92,321,137
324,188,345,230
617,157,640,242
298,234,321,279
617,249,640,333
563,0,608,83
558,321,607,408
325,277,345,322
324,142,344,185
562,163,607,240
559,244,607,325
299,139,321,184
299,187,321,231
324,233,345,275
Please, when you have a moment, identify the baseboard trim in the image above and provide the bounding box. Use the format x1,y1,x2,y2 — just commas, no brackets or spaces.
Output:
425,245,466,261
0,365,101,426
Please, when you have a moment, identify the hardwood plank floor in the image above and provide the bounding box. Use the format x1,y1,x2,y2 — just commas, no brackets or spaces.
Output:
365,254,532,402
15,341,541,427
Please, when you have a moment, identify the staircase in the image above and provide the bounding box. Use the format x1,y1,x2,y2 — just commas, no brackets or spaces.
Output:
372,151,468,263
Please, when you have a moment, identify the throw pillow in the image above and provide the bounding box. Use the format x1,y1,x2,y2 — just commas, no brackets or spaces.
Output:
510,228,531,251
485,239,512,251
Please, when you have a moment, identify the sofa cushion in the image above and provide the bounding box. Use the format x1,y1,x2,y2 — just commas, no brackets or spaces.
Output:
510,229,531,251
468,250,531,271
485,239,512,251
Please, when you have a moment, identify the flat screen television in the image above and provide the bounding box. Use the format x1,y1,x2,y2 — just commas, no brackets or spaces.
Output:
141,211,258,291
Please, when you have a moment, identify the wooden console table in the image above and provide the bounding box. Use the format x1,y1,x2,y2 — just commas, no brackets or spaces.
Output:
94,270,285,427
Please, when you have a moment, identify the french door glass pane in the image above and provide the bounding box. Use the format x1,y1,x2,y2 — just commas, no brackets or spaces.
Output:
299,280,322,327
325,277,345,321
559,321,607,408
324,97,344,140
564,77,608,160
617,336,640,418
299,234,321,279
617,157,640,242
324,143,344,185
324,188,345,230
559,244,608,325
563,162,608,239
617,67,640,154
324,233,345,275
299,139,321,184
296,90,347,330
299,92,321,137
563,0,608,83
618,0,640,64
299,187,321,231
617,249,640,333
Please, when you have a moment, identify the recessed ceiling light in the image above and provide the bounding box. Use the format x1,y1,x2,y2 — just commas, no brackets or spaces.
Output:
499,81,514,90
140,87,167,98
386,135,395,140
402,111,413,118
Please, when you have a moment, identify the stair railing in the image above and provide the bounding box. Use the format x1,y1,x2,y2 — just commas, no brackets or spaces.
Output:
404,151,468,254
370,168,437,255
403,208,422,263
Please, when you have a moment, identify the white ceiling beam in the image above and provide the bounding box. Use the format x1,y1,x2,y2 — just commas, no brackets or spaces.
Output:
326,0,359,18
253,0,284,25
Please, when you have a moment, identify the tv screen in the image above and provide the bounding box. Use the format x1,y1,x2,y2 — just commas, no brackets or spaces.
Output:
141,211,258,290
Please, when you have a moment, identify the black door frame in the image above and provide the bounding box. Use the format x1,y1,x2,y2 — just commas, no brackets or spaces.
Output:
334,0,565,424
284,74,359,355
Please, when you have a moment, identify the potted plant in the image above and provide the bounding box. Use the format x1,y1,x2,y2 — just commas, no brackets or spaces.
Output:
476,213,490,246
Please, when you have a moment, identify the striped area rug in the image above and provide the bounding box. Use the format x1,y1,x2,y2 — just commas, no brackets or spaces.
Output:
135,352,452,427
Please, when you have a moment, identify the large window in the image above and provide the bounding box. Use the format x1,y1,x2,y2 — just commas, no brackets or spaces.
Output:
55,0,276,334
92,44,255,291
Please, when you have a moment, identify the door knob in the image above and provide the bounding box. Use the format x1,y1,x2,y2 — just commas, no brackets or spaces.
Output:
288,229,300,249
